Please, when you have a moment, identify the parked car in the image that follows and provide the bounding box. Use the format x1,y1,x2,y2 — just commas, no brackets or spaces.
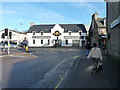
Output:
11,44,18,48
18,42,23,47
4,44,18,48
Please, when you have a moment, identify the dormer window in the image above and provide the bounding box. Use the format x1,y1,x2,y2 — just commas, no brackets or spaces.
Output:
78,31,82,35
41,31,43,35
68,31,72,35
33,31,35,35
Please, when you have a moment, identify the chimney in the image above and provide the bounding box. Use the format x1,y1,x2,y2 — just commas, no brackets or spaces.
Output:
30,22,34,27
92,12,98,20
94,12,98,20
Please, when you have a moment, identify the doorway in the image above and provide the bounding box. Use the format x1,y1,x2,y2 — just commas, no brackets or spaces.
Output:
72,40,80,47
54,39,62,47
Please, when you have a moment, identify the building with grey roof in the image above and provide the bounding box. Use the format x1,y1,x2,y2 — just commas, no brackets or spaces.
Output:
27,24,87,47
28,24,87,33
0,29,27,45
88,12,106,48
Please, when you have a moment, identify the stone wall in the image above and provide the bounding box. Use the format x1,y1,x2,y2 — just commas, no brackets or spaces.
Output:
106,2,120,60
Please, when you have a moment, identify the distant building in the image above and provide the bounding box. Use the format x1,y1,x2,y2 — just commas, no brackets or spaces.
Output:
27,24,87,47
106,2,120,60
89,12,106,48
85,25,90,35
0,29,27,45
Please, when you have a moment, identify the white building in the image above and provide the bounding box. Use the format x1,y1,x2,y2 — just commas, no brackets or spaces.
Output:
27,24,87,47
0,29,27,45
85,25,90,35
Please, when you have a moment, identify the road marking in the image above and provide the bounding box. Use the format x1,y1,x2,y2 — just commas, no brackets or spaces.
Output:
31,59,67,88
75,59,79,70
54,56,78,89
55,78,64,89
73,56,80,59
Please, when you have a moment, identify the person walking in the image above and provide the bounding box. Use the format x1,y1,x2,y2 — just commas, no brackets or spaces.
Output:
102,44,106,55
85,42,91,56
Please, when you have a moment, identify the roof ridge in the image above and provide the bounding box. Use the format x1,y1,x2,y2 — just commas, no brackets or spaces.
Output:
33,24,84,26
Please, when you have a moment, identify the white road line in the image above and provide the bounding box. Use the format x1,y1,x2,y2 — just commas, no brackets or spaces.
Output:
31,59,67,88
75,59,79,70
54,56,79,89
73,56,80,59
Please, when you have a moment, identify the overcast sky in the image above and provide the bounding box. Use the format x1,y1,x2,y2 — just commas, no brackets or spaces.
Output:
1,2,106,31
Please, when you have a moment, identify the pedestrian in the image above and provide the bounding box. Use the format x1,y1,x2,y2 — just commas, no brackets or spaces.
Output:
102,44,106,55
87,43,103,72
85,42,91,56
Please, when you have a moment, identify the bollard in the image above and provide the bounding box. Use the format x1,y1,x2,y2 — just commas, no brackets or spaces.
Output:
24,45,25,49
26,46,28,52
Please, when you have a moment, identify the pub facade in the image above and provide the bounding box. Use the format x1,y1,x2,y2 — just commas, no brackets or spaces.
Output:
27,24,87,47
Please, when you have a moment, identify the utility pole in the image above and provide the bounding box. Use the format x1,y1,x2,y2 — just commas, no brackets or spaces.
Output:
7,29,10,55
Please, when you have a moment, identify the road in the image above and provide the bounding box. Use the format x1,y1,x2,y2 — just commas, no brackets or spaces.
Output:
2,48,85,88
58,52,119,88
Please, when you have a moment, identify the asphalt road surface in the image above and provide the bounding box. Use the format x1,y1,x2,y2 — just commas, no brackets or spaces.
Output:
2,48,85,88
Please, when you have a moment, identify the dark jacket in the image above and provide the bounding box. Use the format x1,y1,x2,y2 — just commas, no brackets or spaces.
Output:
85,43,91,50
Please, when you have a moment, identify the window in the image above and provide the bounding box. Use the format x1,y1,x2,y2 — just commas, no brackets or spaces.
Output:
100,21,104,25
79,32,81,35
41,31,43,35
81,36,84,39
41,39,43,44
69,32,71,35
33,31,35,35
33,40,35,44
48,39,50,45
66,40,68,45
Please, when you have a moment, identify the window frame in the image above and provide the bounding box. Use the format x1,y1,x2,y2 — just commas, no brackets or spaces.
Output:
65,39,68,45
33,39,35,44
78,31,82,35
41,39,43,44
48,39,50,45
41,31,43,35
68,31,72,35
33,31,35,35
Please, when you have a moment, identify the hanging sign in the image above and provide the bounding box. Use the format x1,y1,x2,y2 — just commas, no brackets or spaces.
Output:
53,31,61,36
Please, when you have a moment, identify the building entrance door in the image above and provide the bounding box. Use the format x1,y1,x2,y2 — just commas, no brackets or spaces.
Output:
54,39,62,47
72,40,80,47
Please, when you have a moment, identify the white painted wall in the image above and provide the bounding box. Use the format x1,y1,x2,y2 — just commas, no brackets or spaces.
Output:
27,24,86,47
0,30,27,45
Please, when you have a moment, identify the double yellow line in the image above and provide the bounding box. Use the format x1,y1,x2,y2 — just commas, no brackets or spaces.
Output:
54,56,80,89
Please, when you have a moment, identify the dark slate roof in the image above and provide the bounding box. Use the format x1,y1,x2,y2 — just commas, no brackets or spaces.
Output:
95,18,106,28
28,24,87,33
60,24,86,32
95,20,105,28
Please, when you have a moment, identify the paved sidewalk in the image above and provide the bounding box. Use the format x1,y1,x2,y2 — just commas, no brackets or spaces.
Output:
59,55,119,88
0,48,30,58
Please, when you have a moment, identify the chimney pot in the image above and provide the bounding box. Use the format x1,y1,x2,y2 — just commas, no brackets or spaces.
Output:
30,22,34,27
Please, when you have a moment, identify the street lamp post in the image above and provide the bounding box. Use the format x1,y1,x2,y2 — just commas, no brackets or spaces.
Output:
20,23,23,44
